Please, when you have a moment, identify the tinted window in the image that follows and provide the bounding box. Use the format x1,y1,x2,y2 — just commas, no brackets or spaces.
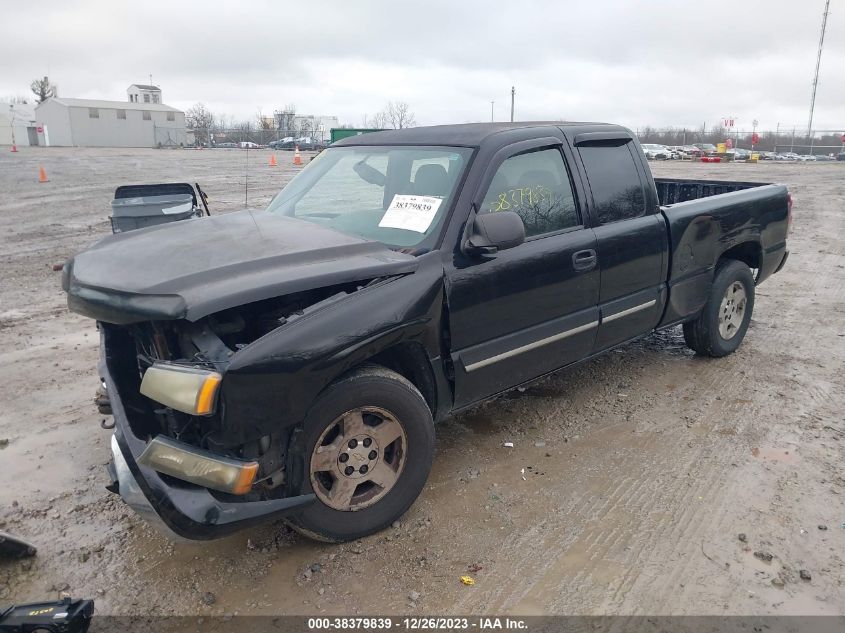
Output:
578,143,646,223
480,148,579,238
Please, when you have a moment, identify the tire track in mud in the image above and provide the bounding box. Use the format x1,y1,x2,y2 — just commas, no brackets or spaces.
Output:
608,244,844,613
452,232,843,615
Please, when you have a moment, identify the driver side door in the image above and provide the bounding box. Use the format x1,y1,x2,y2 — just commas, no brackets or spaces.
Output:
445,139,600,409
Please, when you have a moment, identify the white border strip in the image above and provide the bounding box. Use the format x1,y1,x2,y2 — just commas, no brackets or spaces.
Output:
463,321,599,373
602,299,656,324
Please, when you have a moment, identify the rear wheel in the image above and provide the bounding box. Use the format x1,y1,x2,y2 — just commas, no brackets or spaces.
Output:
683,259,755,357
286,366,434,542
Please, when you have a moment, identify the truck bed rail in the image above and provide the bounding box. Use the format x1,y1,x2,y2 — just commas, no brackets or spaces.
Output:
655,178,769,205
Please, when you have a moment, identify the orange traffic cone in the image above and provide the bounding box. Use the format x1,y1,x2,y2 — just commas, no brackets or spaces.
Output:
38,166,49,183
10,144,17,153
269,154,277,167
294,145,302,166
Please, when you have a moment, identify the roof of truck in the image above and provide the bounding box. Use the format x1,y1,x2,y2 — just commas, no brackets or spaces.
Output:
334,121,627,147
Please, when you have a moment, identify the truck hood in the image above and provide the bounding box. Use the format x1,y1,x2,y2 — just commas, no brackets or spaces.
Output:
64,210,418,324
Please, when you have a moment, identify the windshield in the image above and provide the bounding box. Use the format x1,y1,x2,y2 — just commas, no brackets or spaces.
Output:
266,145,473,249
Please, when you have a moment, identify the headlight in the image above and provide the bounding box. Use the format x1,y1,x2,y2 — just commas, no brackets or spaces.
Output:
138,435,258,495
140,363,222,416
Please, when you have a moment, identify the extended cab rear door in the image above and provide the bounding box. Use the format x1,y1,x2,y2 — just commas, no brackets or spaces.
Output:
445,136,600,408
567,132,669,352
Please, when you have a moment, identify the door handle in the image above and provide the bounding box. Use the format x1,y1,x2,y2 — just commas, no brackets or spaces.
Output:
572,249,597,272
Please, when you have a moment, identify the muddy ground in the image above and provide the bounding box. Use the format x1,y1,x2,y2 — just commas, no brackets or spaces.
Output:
0,147,843,617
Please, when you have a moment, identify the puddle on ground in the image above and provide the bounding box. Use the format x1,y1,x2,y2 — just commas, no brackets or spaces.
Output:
751,446,800,464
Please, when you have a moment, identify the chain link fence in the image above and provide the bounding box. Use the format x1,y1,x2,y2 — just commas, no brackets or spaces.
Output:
635,125,844,156
189,127,331,149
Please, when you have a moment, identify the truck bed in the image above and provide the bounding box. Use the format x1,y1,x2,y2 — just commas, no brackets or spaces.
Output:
657,178,790,328
655,177,771,205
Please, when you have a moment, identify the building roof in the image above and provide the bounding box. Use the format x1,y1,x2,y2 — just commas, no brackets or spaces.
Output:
129,84,161,91
39,97,182,113
0,102,37,121
334,121,619,148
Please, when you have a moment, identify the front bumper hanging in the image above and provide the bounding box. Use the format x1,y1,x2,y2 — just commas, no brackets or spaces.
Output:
101,341,316,541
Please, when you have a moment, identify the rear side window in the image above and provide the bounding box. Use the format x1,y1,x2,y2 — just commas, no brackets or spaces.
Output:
578,143,646,224
479,148,579,238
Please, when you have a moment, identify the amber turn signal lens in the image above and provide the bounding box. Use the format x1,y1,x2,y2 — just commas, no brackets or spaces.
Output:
140,364,222,416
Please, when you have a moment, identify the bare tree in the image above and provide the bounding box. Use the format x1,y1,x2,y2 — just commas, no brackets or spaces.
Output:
30,76,57,103
385,101,416,129
233,119,253,143
256,109,273,130
4,94,29,105
298,117,313,138
370,110,389,129
370,102,416,130
185,103,215,145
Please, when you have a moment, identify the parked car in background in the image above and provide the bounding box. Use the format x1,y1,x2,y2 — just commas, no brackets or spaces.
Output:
268,137,295,150
756,151,775,160
775,152,800,161
679,145,703,157
294,137,328,151
814,154,834,161
729,148,751,161
214,142,238,149
798,155,817,162
693,143,717,155
239,141,263,149
838,152,845,161
641,144,671,160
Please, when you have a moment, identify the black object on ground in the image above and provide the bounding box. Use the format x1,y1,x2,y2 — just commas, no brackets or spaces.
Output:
0,532,36,559
0,597,94,633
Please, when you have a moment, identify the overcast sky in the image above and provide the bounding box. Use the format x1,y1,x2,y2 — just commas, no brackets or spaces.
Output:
2,0,843,133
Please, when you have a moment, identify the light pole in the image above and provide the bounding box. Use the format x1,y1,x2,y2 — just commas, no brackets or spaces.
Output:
807,0,830,140
9,104,17,152
510,86,515,122
490,101,494,122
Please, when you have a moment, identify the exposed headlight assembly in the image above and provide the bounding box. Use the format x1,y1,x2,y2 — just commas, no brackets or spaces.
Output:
138,435,258,495
140,363,221,416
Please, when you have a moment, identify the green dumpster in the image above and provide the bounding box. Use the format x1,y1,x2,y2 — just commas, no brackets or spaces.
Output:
329,128,386,144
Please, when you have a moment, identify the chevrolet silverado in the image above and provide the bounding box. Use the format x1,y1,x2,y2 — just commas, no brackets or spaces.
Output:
63,122,791,541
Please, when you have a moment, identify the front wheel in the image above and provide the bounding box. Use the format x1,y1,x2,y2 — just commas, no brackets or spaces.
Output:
286,365,435,542
683,259,755,357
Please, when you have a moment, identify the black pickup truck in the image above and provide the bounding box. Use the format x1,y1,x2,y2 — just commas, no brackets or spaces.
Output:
63,122,791,542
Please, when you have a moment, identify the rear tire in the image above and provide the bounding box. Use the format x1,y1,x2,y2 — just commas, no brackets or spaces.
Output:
683,259,755,357
286,365,434,542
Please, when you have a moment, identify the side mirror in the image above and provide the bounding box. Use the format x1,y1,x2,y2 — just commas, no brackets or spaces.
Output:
462,210,525,257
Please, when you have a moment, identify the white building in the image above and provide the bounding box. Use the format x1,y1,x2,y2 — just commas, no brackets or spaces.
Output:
292,115,340,142
127,84,162,105
35,97,186,148
0,102,38,146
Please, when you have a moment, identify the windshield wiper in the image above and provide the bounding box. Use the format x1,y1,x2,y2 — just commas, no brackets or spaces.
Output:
298,212,341,219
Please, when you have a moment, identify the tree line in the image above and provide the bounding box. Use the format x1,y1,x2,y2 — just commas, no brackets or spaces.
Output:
185,101,417,146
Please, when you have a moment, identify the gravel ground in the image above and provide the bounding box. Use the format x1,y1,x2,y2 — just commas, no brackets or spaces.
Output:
0,147,843,617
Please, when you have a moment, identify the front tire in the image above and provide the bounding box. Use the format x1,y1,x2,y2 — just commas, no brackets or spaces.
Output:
683,259,755,357
286,365,435,542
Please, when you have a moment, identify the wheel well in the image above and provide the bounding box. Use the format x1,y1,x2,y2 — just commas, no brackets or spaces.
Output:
719,241,761,272
366,342,437,415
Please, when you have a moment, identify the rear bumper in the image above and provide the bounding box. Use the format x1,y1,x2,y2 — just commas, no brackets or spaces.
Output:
101,338,316,541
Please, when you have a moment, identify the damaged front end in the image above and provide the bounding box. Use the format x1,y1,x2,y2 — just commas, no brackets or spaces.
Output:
101,282,372,539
